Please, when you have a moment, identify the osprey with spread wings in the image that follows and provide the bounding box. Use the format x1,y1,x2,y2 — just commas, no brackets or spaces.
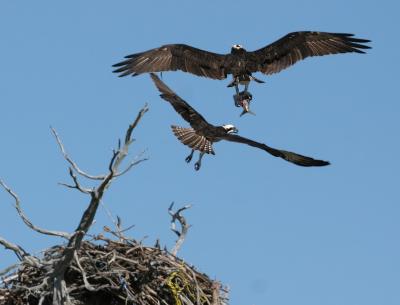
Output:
114,31,370,115
150,73,330,170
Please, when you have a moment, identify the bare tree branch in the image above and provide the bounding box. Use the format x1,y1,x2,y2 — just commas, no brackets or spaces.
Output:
49,104,149,305
102,208,136,243
114,150,148,177
113,104,149,171
0,263,19,277
168,202,192,256
0,236,27,261
0,180,71,239
0,105,150,305
58,168,92,194
51,127,106,181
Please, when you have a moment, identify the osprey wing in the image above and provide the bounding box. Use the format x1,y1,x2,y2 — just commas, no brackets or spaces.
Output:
150,73,209,130
113,44,227,80
248,31,371,75
223,134,330,167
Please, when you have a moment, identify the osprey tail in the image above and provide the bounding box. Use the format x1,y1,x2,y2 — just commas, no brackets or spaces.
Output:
171,126,215,154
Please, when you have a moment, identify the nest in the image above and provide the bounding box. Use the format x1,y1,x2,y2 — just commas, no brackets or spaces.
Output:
0,107,228,305
0,236,228,305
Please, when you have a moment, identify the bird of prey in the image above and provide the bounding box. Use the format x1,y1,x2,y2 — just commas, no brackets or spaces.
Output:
150,73,330,170
114,31,371,114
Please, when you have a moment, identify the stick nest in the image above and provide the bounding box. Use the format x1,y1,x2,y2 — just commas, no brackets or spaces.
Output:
0,106,228,305
0,236,228,305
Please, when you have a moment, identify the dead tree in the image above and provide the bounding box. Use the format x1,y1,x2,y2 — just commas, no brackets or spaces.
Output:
0,105,228,305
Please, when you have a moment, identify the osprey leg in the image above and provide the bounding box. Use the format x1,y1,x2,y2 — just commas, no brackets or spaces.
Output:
233,84,242,107
244,82,249,93
227,76,239,87
250,76,265,84
228,77,240,94
185,149,194,163
194,152,205,171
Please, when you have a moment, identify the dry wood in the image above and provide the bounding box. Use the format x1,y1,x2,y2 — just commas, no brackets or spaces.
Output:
0,105,228,305
0,235,228,305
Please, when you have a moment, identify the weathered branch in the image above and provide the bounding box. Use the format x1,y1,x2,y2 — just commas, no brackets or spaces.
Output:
168,202,192,256
73,251,95,291
212,282,222,305
114,150,148,178
113,104,149,172
0,237,27,261
0,104,231,305
0,180,70,239
102,211,136,242
0,263,19,278
58,168,92,194
51,127,106,181
50,104,148,305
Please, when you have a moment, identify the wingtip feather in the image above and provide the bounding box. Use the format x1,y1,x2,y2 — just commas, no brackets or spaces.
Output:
306,159,330,167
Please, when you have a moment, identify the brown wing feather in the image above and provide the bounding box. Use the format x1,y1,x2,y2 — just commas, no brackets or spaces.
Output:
248,32,371,75
113,44,227,80
150,73,210,131
171,126,215,154
223,134,329,167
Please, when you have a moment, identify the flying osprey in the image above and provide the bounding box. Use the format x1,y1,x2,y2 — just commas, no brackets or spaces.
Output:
114,31,371,114
150,73,329,170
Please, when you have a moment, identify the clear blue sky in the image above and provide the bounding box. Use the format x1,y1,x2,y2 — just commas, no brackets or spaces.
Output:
0,1,398,305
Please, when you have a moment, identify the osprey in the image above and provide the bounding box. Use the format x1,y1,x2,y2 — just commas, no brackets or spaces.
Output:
150,73,330,170
114,31,371,114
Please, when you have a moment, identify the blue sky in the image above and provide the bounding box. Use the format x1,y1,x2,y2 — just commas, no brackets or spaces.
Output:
0,1,399,305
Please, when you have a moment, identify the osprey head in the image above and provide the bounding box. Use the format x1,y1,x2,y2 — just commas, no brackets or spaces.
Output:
222,124,238,134
231,44,245,54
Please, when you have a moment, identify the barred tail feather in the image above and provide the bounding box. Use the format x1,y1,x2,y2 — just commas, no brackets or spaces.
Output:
171,126,214,154
189,135,203,150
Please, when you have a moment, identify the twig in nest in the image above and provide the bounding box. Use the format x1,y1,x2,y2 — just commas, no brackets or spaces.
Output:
168,202,192,256
73,251,95,291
